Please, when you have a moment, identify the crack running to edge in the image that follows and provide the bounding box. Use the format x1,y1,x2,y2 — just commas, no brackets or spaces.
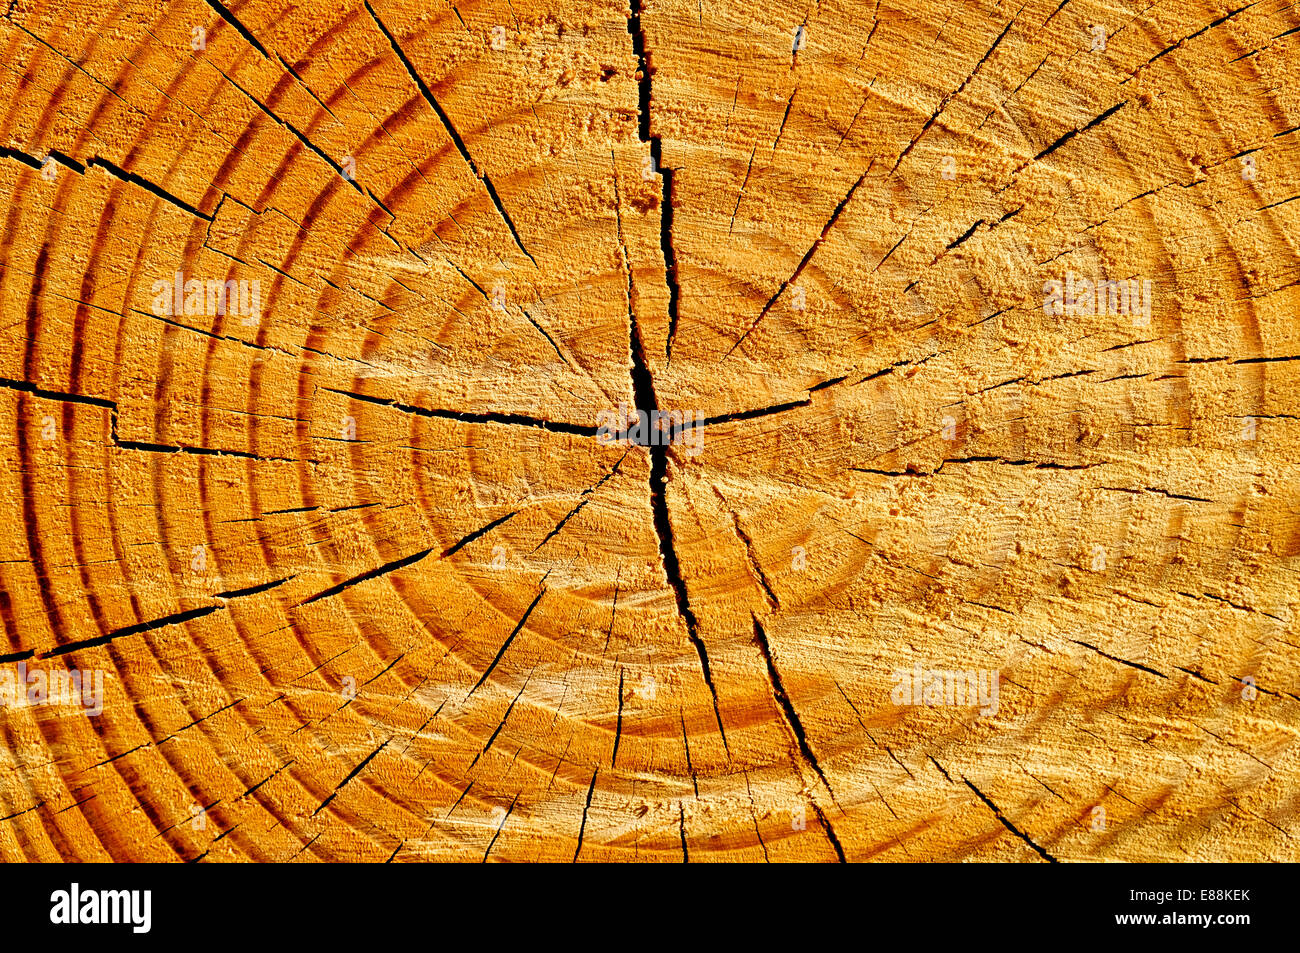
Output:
627,0,682,361
365,0,537,267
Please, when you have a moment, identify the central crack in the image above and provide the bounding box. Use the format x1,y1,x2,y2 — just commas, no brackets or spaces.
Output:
624,1,727,752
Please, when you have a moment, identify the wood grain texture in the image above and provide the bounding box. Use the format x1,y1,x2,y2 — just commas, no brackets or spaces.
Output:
0,0,1297,862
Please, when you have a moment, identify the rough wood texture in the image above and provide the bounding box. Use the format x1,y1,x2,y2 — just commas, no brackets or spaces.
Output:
0,0,1297,862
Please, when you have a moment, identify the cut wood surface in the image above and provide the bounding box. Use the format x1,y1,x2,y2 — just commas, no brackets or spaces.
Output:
0,0,1297,862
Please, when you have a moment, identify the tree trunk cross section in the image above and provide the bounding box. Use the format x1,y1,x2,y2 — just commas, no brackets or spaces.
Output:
0,0,1296,862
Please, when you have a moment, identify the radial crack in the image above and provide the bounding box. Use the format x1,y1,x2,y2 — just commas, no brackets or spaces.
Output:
752,615,835,802
963,776,1058,862
312,739,391,817
43,605,221,658
467,588,546,698
365,0,537,266
296,544,436,607
627,301,727,752
627,0,682,359
201,0,270,57
325,386,597,436
728,164,872,357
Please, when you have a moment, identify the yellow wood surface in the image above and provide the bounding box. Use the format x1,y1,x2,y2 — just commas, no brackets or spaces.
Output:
0,0,1297,861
